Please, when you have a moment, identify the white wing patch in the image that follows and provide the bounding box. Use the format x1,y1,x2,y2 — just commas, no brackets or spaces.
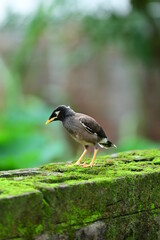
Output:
80,120,96,134
99,138,108,144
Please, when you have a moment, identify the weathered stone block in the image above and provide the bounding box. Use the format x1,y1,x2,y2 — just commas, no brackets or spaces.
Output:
75,221,106,240
0,149,160,239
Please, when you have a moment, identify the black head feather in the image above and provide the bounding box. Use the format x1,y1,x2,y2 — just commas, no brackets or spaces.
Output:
48,105,75,122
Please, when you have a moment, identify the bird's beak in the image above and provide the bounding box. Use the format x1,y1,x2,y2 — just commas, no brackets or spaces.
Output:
45,117,57,125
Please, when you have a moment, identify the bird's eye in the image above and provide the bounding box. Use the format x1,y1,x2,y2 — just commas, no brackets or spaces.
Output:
55,111,60,116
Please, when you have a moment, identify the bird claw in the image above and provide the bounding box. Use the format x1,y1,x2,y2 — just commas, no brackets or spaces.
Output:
75,163,84,167
82,163,89,168
74,162,88,167
75,163,80,166
82,163,95,168
89,163,95,168
75,161,87,167
75,162,95,168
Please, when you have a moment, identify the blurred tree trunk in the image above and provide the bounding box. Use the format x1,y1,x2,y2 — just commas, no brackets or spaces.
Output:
140,67,160,141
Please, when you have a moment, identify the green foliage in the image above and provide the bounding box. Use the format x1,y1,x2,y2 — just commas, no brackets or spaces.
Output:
81,10,158,64
12,5,54,76
118,136,159,152
0,100,71,170
0,3,73,170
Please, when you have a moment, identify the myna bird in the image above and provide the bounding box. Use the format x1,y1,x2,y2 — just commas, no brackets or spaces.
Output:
46,105,116,167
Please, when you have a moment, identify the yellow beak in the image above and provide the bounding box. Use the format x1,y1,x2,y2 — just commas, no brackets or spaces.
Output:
45,117,57,125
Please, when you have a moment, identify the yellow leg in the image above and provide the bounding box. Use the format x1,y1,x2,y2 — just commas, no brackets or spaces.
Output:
90,148,98,167
75,148,88,166
82,148,99,168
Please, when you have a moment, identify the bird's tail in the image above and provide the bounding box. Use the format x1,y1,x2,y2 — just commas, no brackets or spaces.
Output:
99,140,117,149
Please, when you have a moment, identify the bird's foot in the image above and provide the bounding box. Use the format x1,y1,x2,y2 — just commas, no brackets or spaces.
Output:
75,161,95,168
82,163,95,168
90,163,95,168
75,162,86,167
82,163,89,168
75,161,83,166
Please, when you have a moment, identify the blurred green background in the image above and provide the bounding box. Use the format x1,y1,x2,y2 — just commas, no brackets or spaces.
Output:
0,0,159,170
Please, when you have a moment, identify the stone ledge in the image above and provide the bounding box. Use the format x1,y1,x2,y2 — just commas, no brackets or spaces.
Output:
0,149,160,239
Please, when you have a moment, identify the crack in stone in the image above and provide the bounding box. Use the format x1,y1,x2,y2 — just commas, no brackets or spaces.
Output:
112,207,160,219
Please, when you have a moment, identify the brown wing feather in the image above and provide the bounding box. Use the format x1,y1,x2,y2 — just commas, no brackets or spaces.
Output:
76,113,107,139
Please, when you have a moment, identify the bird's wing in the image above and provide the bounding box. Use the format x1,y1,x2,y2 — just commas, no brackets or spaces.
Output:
80,119,96,134
78,114,107,138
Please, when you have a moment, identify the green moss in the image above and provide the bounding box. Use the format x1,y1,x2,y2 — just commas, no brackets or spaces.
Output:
0,178,36,198
0,190,44,239
40,149,160,181
151,203,155,209
0,149,160,239
153,157,160,165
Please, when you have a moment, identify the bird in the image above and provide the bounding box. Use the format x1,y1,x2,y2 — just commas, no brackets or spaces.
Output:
46,105,116,167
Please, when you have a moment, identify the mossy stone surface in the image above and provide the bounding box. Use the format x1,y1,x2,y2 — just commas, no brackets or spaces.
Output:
0,149,160,239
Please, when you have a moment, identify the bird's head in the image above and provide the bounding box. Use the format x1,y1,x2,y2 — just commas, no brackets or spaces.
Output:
45,105,75,124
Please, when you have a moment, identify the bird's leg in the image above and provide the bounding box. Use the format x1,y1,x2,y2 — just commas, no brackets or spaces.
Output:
83,147,99,168
75,146,88,166
90,148,98,167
